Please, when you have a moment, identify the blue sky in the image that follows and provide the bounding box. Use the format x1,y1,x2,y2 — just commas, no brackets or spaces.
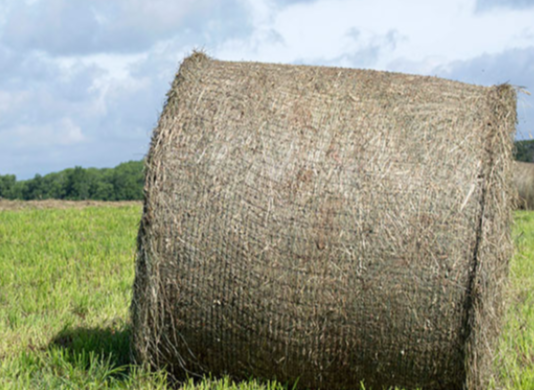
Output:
1,0,533,179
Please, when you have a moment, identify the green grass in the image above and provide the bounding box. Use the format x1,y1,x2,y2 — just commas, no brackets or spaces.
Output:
0,205,167,389
495,211,534,389
0,204,532,389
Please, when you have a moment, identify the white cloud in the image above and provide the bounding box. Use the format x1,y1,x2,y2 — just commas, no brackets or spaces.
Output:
1,0,533,178
475,0,534,12
2,117,86,148
0,91,30,116
2,0,250,55
58,118,85,145
214,0,534,72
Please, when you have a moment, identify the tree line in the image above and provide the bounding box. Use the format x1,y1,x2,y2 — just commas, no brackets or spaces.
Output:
514,139,534,163
0,140,532,202
0,160,144,201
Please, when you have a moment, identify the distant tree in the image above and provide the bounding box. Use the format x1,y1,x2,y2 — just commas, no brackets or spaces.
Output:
111,161,144,200
43,172,68,199
10,181,25,199
0,174,16,199
514,140,534,163
0,160,145,201
65,167,90,200
24,174,46,200
92,181,114,201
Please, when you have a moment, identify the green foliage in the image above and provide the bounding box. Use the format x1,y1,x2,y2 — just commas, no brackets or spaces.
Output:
111,161,144,201
66,167,91,200
24,174,46,200
0,160,144,201
0,174,16,198
514,140,534,163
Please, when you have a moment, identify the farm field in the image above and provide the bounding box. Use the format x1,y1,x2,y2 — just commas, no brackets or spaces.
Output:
0,202,532,389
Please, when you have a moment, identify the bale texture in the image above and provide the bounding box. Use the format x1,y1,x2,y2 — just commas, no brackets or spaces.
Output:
131,53,516,390
512,161,534,209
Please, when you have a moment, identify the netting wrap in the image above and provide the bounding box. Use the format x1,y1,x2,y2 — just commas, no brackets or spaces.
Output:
131,53,516,390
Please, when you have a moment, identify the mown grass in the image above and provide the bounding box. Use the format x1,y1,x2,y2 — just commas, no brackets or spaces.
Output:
495,211,534,389
0,205,167,389
0,204,532,389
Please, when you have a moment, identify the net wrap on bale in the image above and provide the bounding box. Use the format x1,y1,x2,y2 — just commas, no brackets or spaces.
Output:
131,53,516,390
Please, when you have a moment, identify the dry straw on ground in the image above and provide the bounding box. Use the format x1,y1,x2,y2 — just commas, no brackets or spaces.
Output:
512,161,534,210
131,52,517,390
0,199,141,211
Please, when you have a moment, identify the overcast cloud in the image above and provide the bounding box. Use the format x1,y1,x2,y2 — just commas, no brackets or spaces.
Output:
0,0,533,179
476,0,534,12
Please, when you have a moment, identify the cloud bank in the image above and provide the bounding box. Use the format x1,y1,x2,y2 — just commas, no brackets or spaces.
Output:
0,0,533,179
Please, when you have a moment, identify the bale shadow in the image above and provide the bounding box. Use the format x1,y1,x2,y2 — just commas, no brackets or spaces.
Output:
49,323,133,375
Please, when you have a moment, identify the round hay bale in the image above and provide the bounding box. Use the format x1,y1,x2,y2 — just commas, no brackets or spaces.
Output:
512,161,534,209
131,52,516,390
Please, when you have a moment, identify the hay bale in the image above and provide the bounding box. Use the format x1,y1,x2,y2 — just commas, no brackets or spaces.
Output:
131,52,517,390
512,161,534,209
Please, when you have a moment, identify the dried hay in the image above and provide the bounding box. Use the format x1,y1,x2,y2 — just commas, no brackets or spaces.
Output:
131,52,517,390
0,199,141,211
512,161,534,210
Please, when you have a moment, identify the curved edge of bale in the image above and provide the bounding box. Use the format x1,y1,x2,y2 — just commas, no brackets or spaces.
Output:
463,84,516,390
130,50,212,373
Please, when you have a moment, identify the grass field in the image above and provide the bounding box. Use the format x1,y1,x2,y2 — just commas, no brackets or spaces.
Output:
0,202,532,389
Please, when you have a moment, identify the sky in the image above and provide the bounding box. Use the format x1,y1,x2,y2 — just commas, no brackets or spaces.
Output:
0,0,533,179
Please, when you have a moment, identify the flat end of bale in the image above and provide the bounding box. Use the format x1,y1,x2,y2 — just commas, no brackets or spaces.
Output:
463,82,516,390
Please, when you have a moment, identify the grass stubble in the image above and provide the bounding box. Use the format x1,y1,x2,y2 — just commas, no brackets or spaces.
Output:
0,202,532,389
